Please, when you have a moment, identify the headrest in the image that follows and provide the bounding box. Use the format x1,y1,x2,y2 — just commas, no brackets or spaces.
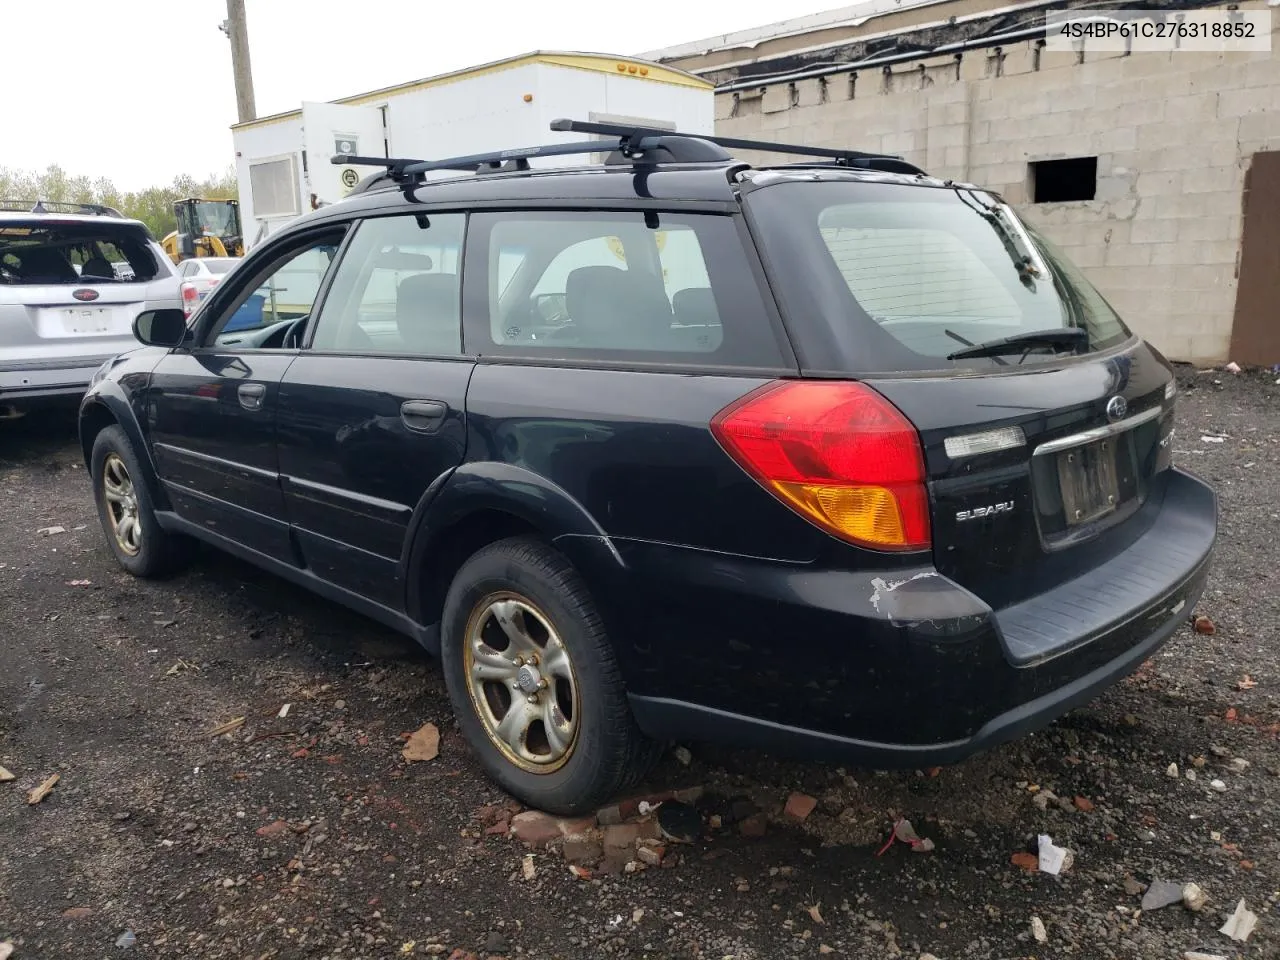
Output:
396,273,459,353
564,266,672,348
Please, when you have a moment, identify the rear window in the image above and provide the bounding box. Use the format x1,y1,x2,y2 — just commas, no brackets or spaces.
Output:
205,259,237,275
468,210,786,369
746,180,1130,373
0,221,163,285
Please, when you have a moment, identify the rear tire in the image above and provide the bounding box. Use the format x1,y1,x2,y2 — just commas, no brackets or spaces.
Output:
90,425,192,578
440,536,659,815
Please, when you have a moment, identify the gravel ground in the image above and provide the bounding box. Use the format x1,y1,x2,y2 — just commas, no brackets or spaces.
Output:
0,370,1277,960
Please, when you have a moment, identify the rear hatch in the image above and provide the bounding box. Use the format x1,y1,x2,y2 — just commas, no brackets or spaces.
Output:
1,215,179,367
742,174,1177,609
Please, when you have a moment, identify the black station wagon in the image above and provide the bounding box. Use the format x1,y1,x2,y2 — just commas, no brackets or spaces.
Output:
79,120,1217,814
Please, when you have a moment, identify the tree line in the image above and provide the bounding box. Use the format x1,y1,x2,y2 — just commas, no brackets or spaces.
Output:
0,165,238,240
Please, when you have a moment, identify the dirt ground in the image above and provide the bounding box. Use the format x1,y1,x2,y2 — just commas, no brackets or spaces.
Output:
1,370,1277,960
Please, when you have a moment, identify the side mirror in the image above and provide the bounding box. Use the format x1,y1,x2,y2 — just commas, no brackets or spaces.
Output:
133,309,189,348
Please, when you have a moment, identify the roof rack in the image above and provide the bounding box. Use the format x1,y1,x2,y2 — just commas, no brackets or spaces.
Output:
331,118,926,195
0,199,125,217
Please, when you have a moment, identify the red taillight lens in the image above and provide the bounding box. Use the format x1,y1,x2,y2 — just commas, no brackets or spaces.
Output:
711,380,931,551
181,282,198,317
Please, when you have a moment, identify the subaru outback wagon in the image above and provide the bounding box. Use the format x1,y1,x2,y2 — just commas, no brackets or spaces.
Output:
79,120,1217,814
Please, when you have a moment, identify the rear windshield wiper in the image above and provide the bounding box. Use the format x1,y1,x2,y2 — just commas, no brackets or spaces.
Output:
947,327,1087,361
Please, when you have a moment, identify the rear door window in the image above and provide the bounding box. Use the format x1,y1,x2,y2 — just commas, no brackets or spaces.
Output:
467,210,787,369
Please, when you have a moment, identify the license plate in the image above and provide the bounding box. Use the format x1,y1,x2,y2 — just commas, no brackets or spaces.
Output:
1057,438,1120,526
62,307,112,334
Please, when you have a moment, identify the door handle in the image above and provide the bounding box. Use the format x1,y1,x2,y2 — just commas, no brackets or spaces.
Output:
238,382,266,411
401,399,447,433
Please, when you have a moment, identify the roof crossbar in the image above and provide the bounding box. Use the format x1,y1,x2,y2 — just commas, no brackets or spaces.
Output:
549,118,908,167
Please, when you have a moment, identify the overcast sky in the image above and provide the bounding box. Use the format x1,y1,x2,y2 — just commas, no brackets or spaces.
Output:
6,0,842,191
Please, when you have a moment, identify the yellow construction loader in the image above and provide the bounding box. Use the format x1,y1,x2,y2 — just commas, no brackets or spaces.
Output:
161,198,244,263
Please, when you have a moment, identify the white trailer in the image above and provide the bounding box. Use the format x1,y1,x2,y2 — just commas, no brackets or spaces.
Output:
230,52,714,248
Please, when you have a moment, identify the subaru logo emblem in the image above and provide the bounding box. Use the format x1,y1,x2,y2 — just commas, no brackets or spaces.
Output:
72,288,99,302
1106,395,1128,422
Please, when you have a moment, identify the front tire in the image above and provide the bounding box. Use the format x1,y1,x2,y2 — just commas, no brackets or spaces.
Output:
440,536,658,815
90,425,191,578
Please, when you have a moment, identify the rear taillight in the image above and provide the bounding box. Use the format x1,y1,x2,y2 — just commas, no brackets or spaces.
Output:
181,281,199,318
711,380,931,551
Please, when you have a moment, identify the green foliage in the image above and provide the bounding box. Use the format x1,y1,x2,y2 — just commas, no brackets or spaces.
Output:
0,165,238,240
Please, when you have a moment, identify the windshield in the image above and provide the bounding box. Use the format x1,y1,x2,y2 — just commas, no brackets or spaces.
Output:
194,202,238,237
745,179,1131,373
0,221,162,285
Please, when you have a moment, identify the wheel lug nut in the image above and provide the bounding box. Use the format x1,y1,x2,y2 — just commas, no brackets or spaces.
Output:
526,694,539,704
513,656,525,666
538,679,549,690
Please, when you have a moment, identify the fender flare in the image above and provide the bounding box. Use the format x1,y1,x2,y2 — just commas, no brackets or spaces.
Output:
400,460,627,626
78,383,169,509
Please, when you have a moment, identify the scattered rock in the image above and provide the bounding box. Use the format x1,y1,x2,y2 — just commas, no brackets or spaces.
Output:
672,785,704,804
602,821,657,852
1182,882,1208,912
0,766,14,782
0,943,12,960
1073,795,1095,812
1209,744,1230,758
1030,916,1048,943
1167,763,1179,779
673,745,692,766
819,946,835,955
1123,875,1146,896
784,792,818,822
1227,757,1250,773
484,819,510,836
520,854,535,881
484,931,508,954
115,929,137,949
255,820,290,839
636,843,665,866
1183,953,1229,960
568,864,592,880
1192,615,1216,635
561,834,602,866
37,525,66,536
1219,899,1257,942
1032,789,1058,811
1141,880,1185,911
738,814,767,838
596,805,624,826
62,906,94,919
1209,778,1227,792
510,811,565,849
1186,768,1197,782
401,722,440,762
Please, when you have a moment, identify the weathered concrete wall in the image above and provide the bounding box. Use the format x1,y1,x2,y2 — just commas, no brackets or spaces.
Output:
714,2,1280,363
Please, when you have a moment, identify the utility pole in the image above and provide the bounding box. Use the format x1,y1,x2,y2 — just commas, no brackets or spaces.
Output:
221,0,257,124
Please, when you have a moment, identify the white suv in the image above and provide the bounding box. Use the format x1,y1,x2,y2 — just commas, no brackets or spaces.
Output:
1,201,181,417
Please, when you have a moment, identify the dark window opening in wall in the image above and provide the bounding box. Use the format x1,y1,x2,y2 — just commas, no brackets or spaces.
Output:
1030,157,1098,203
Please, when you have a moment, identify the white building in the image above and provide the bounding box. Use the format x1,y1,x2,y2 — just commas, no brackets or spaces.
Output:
230,52,713,247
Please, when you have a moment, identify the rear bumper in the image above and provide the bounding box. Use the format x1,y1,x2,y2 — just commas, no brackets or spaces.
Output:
0,355,113,405
614,467,1217,766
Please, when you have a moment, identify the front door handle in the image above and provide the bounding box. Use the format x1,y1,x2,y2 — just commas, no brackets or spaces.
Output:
401,399,447,433
238,382,266,411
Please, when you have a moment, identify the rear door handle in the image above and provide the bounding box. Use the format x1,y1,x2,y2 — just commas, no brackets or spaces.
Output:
238,382,266,411
401,399,447,433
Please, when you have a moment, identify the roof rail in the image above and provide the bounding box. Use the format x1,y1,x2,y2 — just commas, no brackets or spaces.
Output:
0,198,125,217
330,118,926,195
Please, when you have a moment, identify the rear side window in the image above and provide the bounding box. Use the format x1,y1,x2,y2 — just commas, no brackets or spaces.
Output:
468,211,786,368
0,221,162,285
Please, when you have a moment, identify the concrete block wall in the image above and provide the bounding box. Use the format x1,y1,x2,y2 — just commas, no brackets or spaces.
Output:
714,1,1280,363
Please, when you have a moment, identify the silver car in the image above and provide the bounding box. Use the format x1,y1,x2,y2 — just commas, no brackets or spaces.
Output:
1,202,181,417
